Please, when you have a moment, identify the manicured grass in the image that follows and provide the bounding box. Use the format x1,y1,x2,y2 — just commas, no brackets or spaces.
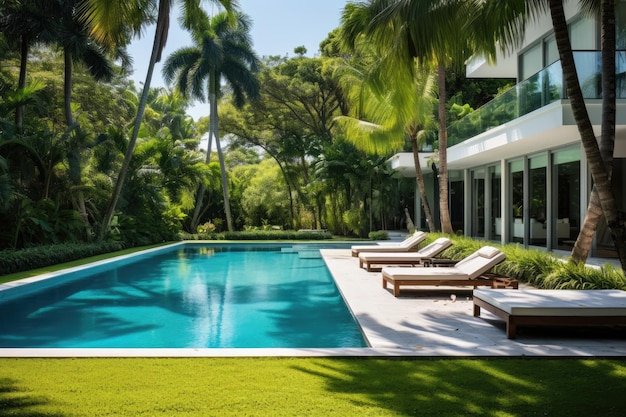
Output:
1,358,626,416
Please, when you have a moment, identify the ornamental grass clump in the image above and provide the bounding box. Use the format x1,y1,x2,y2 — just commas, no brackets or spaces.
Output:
497,246,560,285
424,234,625,290
540,261,626,290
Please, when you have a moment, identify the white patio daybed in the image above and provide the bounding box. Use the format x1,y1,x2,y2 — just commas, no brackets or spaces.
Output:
473,289,626,339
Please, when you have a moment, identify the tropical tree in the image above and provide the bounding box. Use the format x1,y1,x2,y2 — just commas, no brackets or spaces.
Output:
340,0,478,235
80,0,236,239
219,97,307,229
234,159,290,227
336,17,438,232
551,0,624,269
481,0,626,271
219,54,350,230
0,0,56,132
570,0,619,264
162,9,260,232
54,0,116,127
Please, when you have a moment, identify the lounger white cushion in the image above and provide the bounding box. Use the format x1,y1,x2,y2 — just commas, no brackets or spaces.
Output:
382,246,505,281
381,246,506,296
473,289,626,338
474,289,626,317
358,237,452,271
351,231,427,257
382,266,469,281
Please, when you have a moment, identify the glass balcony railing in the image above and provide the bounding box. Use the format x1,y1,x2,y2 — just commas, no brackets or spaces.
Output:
447,51,626,147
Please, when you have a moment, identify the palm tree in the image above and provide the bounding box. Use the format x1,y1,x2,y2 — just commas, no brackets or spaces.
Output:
56,0,116,127
80,0,237,239
341,0,479,235
0,0,56,132
334,25,439,232
550,0,625,269
570,0,619,263
162,10,260,232
480,0,625,270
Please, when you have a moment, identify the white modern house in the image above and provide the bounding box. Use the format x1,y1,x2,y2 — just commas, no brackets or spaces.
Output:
390,2,626,258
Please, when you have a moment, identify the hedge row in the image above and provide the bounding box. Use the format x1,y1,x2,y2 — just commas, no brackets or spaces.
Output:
180,230,334,241
0,241,127,276
1,231,335,276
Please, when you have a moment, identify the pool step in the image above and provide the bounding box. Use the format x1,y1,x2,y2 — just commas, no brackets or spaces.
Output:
280,245,322,258
297,249,322,259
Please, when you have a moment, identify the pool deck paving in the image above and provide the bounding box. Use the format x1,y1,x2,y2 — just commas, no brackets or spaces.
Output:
321,248,626,357
2,245,625,358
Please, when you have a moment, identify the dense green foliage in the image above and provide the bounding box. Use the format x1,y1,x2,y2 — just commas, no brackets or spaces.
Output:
423,234,626,290
0,1,552,254
0,241,126,275
180,230,333,241
1,358,626,416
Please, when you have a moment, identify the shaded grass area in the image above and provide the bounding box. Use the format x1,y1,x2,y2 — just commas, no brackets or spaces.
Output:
1,358,626,416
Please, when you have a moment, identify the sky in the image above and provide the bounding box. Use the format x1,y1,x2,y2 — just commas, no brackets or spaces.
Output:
126,0,350,120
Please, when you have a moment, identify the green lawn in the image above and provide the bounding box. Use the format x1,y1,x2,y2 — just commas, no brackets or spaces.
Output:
2,245,626,416
1,358,626,416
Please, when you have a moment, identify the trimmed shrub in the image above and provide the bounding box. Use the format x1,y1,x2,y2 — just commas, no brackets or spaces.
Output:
0,241,127,275
222,230,333,240
179,230,333,241
368,231,390,241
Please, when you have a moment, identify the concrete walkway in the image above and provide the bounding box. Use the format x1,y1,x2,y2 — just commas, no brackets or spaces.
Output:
322,248,626,357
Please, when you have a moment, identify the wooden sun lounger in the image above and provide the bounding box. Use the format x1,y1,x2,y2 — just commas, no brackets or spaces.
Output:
382,273,518,296
358,237,452,272
473,289,626,339
351,231,427,257
381,246,512,296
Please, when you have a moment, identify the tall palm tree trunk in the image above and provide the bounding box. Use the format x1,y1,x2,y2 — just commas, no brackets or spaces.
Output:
571,0,617,263
99,1,169,240
63,51,91,237
437,63,454,234
189,182,207,232
64,49,74,126
209,74,234,232
549,0,626,272
409,133,435,232
15,36,29,132
189,126,214,233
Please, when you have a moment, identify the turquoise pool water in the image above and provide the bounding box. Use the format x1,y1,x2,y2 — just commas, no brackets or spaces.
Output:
0,243,367,348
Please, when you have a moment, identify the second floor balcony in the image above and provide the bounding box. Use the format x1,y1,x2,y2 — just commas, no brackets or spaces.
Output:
447,51,626,147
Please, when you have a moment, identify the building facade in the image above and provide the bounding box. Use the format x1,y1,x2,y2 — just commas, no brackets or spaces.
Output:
390,2,626,258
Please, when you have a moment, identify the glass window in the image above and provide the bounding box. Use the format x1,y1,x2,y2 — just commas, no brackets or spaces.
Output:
471,168,485,238
616,0,626,49
520,43,543,80
489,165,501,239
529,155,547,247
553,147,580,249
574,51,602,98
544,35,559,66
570,16,598,50
509,160,524,243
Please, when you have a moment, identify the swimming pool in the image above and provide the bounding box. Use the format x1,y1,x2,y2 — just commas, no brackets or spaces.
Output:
0,243,367,349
